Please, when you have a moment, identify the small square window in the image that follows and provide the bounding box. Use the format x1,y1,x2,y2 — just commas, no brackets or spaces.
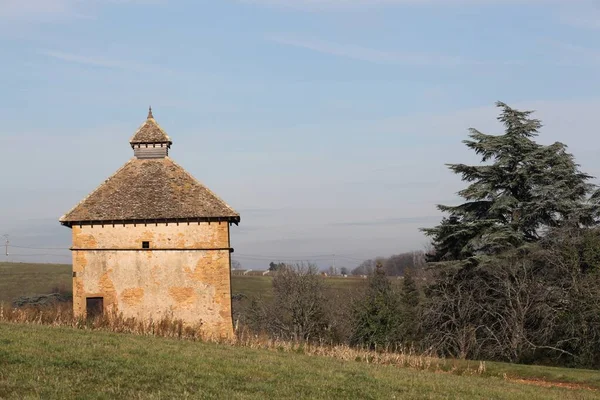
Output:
142,241,150,249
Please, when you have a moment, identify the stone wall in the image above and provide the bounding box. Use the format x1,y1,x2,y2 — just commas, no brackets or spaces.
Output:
70,222,233,338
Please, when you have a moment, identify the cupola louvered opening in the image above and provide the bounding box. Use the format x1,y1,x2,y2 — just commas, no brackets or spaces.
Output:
134,143,168,159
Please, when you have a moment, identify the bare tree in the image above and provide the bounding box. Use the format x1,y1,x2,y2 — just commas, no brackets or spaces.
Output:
267,263,328,341
474,256,569,362
421,264,484,359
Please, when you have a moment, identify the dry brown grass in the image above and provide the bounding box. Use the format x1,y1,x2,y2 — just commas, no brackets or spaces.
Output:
0,302,485,376
0,303,204,340
233,326,480,374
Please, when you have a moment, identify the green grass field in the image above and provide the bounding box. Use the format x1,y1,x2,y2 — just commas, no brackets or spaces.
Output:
0,262,371,304
1,322,599,399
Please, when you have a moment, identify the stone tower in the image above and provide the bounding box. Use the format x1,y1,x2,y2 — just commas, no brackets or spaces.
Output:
60,108,240,338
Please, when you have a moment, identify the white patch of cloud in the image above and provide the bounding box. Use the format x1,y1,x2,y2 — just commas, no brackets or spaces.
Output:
269,36,475,67
38,49,171,73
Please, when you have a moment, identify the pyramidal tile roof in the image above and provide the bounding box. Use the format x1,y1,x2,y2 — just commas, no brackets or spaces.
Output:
60,110,239,225
129,107,172,145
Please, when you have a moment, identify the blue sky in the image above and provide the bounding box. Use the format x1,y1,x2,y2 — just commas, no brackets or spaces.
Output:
1,0,600,269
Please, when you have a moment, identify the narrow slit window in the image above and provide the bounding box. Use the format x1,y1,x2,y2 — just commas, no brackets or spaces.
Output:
142,241,150,249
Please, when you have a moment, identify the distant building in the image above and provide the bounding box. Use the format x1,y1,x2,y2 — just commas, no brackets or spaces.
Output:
59,108,240,338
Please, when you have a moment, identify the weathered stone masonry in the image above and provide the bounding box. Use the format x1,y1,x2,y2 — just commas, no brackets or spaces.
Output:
60,108,240,338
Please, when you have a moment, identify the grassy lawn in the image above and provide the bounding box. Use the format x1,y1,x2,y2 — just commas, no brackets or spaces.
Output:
0,323,598,400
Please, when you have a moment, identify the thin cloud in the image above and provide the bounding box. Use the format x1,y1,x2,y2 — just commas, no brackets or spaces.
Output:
332,216,441,227
38,49,170,73
0,0,78,20
0,0,164,21
242,0,579,11
269,36,472,67
558,7,600,30
238,208,288,216
546,41,600,67
564,17,600,30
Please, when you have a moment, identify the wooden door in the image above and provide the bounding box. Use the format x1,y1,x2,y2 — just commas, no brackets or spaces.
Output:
86,297,104,319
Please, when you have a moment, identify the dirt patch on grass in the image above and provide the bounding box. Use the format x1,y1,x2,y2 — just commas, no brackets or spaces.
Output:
505,375,598,391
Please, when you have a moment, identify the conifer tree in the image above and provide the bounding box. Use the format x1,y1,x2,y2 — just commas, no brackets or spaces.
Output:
423,102,599,262
401,267,420,309
350,262,401,349
400,267,420,343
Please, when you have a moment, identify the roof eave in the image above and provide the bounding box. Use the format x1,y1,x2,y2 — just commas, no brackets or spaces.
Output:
59,215,240,228
129,140,173,145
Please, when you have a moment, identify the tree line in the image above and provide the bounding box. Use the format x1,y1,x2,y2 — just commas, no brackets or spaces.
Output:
351,251,426,276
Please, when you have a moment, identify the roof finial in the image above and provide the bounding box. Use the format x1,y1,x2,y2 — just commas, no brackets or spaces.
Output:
148,106,154,119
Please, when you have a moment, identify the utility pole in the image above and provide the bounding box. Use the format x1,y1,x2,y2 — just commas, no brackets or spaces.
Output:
3,234,8,257
332,253,336,276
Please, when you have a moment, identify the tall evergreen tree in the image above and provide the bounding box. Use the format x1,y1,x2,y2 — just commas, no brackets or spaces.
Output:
401,267,420,309
423,102,599,262
400,267,420,344
350,262,401,349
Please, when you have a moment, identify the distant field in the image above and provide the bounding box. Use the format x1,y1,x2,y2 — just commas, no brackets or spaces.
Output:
230,274,373,300
0,262,374,304
0,262,71,303
1,323,598,399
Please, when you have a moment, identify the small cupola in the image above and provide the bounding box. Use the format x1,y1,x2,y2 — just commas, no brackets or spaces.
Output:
130,107,173,159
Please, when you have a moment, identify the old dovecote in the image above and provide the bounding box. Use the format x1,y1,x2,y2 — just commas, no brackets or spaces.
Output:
59,108,240,338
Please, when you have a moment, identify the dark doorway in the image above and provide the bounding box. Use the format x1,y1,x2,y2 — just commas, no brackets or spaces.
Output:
86,297,104,319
